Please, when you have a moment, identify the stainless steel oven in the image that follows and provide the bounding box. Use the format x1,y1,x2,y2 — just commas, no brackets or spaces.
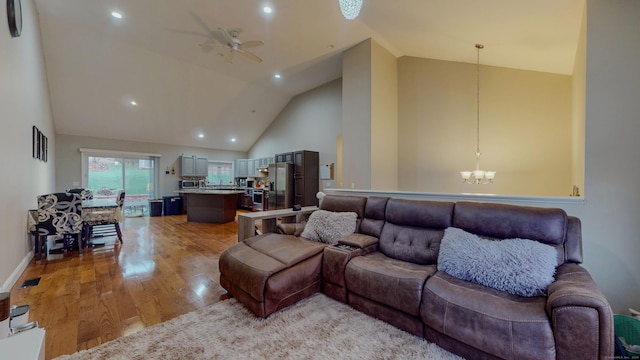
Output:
252,189,264,211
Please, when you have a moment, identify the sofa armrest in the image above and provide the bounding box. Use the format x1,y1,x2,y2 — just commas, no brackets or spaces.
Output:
276,223,306,236
338,233,379,254
546,263,614,360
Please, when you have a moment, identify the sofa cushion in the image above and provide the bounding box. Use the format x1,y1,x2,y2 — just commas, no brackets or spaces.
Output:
319,195,367,230
378,199,454,264
422,271,556,360
245,233,326,265
438,227,557,297
359,196,389,238
301,210,357,244
345,252,437,316
452,201,567,245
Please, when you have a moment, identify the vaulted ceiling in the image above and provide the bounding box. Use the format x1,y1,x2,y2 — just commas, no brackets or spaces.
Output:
34,0,585,152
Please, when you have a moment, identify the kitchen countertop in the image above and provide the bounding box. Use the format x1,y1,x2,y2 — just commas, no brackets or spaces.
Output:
176,189,245,195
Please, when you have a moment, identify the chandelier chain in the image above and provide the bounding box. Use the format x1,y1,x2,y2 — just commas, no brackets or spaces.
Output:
476,44,481,155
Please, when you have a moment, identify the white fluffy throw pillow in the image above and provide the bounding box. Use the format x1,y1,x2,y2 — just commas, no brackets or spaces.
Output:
437,227,558,297
301,210,358,244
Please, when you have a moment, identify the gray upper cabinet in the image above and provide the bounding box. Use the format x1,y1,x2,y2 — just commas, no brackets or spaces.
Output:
247,159,256,177
235,159,248,178
181,156,208,177
234,157,275,178
181,156,195,176
196,157,208,176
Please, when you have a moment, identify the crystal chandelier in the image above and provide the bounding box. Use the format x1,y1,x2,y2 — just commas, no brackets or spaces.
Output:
461,44,496,184
339,0,363,20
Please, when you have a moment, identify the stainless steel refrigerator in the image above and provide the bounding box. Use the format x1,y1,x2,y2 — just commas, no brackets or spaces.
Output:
268,162,293,210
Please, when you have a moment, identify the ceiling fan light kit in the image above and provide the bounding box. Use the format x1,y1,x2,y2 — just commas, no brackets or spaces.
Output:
339,0,363,20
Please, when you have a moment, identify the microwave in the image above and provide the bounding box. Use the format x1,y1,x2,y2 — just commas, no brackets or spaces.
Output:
179,180,199,189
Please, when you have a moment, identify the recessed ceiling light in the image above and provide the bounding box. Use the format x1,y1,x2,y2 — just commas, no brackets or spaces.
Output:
130,100,137,106
274,74,281,79
111,12,122,19
263,6,272,14
198,133,205,139
230,138,237,142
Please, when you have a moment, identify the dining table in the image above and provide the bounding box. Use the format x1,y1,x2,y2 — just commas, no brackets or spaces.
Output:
82,198,118,210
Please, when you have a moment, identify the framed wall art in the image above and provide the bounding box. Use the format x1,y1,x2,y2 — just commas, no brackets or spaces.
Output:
32,126,48,162
32,126,38,158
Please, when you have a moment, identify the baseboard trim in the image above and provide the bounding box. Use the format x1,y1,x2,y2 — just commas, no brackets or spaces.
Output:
1,250,34,292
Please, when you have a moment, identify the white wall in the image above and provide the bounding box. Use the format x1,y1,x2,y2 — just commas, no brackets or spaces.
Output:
56,134,246,197
578,0,640,313
0,0,56,291
249,79,342,190
397,57,574,196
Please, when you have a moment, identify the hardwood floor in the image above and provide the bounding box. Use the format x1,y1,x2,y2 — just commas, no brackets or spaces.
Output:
9,213,246,359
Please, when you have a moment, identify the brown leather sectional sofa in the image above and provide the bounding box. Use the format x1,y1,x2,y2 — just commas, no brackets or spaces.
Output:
219,195,613,360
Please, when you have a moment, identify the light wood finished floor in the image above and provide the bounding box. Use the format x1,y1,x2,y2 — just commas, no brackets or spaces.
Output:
10,213,247,359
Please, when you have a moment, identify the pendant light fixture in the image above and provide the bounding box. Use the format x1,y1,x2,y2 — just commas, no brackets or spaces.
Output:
339,0,363,20
460,44,496,184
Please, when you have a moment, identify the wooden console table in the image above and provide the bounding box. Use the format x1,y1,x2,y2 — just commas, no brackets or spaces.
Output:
237,206,318,242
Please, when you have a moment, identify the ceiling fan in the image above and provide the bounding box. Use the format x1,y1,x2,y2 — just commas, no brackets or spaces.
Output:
200,28,264,64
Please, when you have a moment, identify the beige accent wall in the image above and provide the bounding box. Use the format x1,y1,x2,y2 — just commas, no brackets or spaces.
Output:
397,57,573,196
571,6,587,196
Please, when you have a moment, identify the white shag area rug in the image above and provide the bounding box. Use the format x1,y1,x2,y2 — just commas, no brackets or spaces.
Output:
54,293,464,360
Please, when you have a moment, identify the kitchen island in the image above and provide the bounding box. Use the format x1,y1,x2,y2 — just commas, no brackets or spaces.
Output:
178,190,244,223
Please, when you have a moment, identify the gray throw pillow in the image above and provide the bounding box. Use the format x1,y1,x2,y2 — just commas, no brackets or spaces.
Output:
437,227,558,297
301,210,357,244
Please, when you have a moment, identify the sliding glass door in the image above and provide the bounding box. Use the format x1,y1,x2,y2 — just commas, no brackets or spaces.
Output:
86,155,156,208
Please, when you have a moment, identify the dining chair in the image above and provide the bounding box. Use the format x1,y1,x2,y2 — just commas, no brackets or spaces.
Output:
84,190,125,243
66,188,94,200
36,192,84,260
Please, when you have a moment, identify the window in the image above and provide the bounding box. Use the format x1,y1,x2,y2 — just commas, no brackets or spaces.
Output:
207,161,233,185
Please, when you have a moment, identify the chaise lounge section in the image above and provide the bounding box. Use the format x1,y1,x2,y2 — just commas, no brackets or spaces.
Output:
219,195,613,359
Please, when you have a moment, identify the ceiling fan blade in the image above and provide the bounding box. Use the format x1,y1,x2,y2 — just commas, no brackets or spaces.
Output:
199,44,215,53
239,40,264,49
199,44,213,52
188,11,216,37
238,49,262,63
218,27,235,46
199,42,227,53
